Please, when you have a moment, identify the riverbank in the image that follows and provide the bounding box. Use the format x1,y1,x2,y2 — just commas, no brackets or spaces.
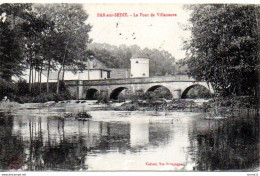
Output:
0,95,258,118
12,92,72,104
112,96,259,118
112,99,207,111
0,101,21,109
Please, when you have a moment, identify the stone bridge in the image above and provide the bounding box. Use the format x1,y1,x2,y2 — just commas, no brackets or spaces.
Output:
65,75,214,100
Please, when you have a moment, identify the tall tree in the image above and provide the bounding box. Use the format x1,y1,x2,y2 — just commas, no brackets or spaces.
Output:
20,10,50,93
34,4,92,93
0,4,32,81
185,4,259,96
0,3,51,96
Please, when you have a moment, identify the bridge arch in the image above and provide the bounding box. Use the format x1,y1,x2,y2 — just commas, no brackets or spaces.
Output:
145,85,173,99
86,88,99,100
110,87,129,100
181,84,211,99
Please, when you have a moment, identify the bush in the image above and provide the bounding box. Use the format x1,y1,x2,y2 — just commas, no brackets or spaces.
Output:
0,79,17,100
145,87,173,100
207,96,258,109
0,78,72,103
14,91,72,104
16,79,29,96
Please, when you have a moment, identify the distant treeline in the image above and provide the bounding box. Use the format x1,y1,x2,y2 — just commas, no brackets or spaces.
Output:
88,43,189,76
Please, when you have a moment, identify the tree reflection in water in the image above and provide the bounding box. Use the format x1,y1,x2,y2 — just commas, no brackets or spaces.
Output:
0,108,258,171
0,113,24,170
193,117,259,171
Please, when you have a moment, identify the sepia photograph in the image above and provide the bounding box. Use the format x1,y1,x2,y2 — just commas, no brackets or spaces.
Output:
0,1,259,174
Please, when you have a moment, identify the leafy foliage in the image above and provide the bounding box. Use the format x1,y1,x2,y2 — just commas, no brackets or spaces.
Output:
0,4,33,80
0,79,17,100
0,3,92,95
88,43,181,76
34,4,92,70
185,4,259,96
33,4,92,93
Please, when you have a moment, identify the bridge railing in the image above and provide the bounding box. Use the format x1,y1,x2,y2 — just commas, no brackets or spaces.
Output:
64,75,198,86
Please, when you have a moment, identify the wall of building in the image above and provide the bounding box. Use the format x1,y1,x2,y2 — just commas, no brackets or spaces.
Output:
12,69,56,83
64,71,78,80
64,70,109,81
109,68,130,79
130,58,149,78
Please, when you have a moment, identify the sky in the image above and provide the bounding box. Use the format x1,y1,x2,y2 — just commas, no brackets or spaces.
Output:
83,4,191,60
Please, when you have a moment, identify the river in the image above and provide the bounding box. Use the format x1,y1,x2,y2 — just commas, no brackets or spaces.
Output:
0,100,258,171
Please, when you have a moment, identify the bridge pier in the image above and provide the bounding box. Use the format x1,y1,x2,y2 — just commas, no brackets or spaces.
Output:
172,89,181,99
78,81,84,99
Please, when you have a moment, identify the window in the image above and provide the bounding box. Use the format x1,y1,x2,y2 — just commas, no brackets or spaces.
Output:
143,73,146,76
100,70,103,78
136,61,139,63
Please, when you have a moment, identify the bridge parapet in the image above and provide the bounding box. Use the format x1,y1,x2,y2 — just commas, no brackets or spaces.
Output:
65,75,197,86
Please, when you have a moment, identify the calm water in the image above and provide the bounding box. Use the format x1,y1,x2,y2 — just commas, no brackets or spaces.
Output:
0,101,258,171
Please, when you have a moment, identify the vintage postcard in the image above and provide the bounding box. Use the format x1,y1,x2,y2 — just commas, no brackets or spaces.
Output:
0,2,259,175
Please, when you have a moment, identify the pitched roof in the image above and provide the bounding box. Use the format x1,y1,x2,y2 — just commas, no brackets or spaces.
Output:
64,58,109,70
91,58,108,69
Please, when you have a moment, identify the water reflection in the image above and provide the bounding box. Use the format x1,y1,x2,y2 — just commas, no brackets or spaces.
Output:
130,119,149,148
0,103,258,171
191,117,259,171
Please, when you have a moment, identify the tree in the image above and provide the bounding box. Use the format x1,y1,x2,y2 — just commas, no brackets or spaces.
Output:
144,48,175,76
174,58,189,75
88,43,176,76
20,9,51,93
34,4,92,93
185,4,259,96
0,19,24,81
0,3,51,96
0,4,32,81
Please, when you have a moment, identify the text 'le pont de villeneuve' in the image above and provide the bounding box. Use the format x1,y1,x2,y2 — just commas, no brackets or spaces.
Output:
97,13,177,17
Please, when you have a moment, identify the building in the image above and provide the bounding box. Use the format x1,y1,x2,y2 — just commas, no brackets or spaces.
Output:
14,57,111,83
61,58,110,81
12,69,57,83
130,52,149,78
109,68,130,79
13,52,151,83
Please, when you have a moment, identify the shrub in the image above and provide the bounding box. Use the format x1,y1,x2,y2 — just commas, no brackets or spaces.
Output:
0,79,17,100
206,96,258,109
16,79,30,96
